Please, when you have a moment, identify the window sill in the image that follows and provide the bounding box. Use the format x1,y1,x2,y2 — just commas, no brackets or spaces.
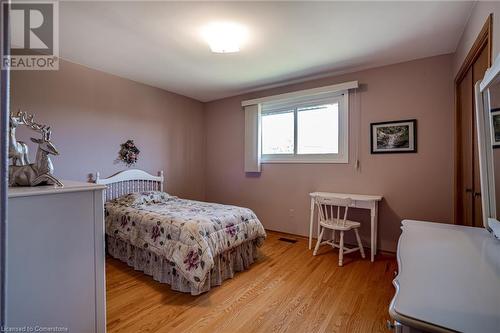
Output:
261,158,348,164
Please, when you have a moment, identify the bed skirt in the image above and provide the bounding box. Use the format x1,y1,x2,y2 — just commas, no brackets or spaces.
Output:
106,235,260,295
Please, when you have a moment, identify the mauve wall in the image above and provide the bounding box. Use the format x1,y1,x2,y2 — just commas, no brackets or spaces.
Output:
10,59,205,200
204,55,454,252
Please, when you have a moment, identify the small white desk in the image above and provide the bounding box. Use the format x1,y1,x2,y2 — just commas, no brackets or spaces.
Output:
309,192,383,262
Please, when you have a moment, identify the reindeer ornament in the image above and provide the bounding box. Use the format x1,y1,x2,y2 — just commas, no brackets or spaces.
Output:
8,111,63,187
9,112,30,166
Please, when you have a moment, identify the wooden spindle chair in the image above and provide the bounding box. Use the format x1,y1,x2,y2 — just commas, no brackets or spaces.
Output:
313,196,365,266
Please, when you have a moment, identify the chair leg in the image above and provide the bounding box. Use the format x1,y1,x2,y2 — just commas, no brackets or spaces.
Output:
313,227,324,256
338,231,344,266
317,216,321,241
354,228,365,259
331,230,336,247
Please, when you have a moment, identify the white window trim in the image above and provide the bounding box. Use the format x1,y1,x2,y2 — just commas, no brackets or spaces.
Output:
242,81,357,171
241,80,358,106
260,92,349,164
244,104,261,172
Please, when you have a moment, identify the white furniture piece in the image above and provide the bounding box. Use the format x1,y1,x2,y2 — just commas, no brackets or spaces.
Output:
475,52,500,238
309,192,383,261
389,220,500,333
312,197,365,266
7,181,106,333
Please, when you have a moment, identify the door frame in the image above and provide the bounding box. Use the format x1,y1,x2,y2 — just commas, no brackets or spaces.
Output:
0,0,10,326
454,14,493,225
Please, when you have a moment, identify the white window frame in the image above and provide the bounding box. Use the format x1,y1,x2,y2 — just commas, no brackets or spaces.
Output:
260,91,349,164
242,81,357,172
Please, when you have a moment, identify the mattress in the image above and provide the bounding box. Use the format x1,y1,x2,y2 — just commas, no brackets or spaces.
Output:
105,191,266,291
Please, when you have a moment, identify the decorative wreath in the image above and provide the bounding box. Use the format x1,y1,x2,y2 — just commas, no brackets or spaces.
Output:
118,140,140,167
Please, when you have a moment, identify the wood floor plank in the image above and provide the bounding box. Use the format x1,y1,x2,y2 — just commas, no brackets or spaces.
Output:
106,231,397,333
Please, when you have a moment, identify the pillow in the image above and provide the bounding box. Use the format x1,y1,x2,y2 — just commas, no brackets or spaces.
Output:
113,191,171,206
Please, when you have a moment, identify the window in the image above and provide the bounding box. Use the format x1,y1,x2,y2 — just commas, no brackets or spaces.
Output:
242,81,357,172
260,92,348,163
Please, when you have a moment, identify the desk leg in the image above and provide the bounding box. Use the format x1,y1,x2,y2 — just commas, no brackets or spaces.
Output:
370,202,378,262
309,198,314,250
374,202,378,259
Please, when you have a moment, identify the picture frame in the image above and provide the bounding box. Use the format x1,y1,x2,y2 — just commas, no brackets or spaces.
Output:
490,108,500,148
370,119,417,154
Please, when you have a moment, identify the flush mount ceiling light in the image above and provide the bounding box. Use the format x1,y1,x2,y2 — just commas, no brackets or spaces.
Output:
201,22,248,53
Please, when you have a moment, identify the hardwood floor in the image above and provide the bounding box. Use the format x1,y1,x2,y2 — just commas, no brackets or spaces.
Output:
106,231,397,333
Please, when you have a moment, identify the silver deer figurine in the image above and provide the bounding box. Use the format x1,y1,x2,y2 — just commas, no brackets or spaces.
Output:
9,115,63,187
8,111,30,166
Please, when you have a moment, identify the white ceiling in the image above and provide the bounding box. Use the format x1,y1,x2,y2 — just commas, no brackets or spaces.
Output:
59,1,474,102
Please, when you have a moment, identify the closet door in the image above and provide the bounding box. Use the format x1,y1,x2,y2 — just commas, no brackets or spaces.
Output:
458,68,474,226
457,47,488,228
455,14,492,227
472,46,489,227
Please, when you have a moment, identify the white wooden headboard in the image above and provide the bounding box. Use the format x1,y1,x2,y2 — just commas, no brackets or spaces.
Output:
95,169,164,201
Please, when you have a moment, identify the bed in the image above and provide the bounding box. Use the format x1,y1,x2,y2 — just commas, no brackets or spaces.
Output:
96,169,266,295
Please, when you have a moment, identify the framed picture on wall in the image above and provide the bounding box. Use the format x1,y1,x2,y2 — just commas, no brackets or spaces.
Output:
370,119,417,154
490,108,500,148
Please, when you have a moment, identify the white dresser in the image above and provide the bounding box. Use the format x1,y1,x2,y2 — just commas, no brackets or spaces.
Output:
389,220,500,333
7,181,106,333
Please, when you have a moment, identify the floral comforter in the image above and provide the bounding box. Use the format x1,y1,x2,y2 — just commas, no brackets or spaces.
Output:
105,191,266,288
